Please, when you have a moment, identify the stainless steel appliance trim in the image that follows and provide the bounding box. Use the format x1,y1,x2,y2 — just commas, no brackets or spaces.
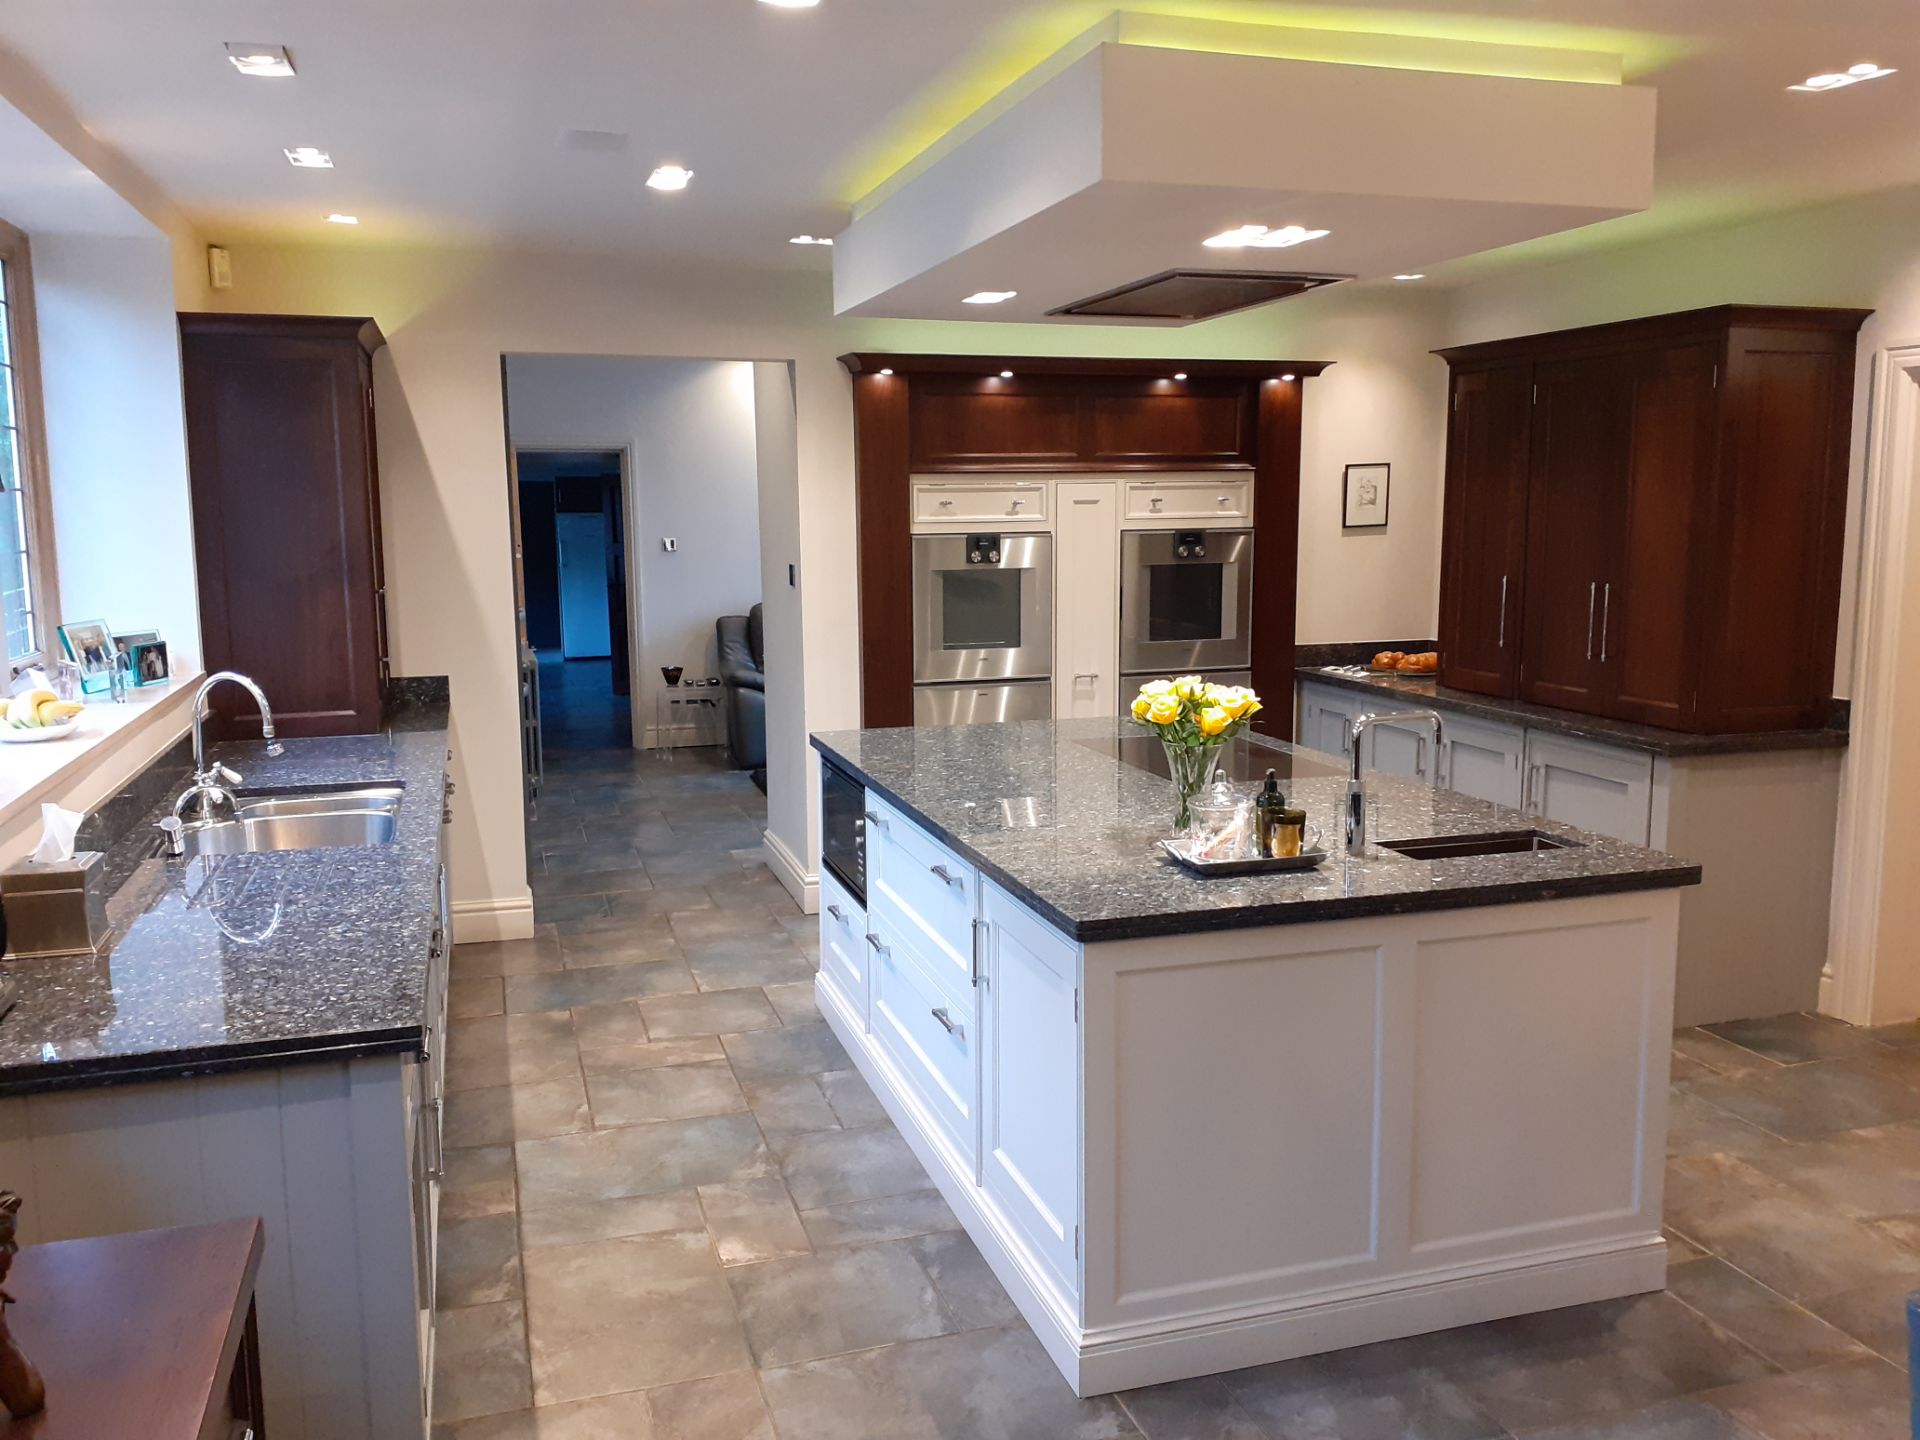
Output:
912,531,1054,684
1119,528,1254,675
912,679,1052,728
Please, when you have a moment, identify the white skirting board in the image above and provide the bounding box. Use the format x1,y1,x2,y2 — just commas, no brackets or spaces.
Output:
763,827,818,914
451,894,536,943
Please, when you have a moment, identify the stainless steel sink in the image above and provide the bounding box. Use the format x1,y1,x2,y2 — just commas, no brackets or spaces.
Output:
176,786,403,858
1378,829,1574,861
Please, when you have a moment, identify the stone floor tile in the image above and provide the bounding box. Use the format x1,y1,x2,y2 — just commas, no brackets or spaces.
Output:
587,1060,747,1127
800,1188,962,1249
1219,1330,1508,1440
1681,1057,1920,1139
1666,1087,1780,1159
534,894,613,926
540,844,646,878
516,1113,770,1209
742,1075,842,1136
1671,1028,1785,1079
558,925,682,969
433,1299,532,1422
685,942,818,993
727,1243,953,1369
1701,1013,1888,1066
523,1229,751,1404
451,976,507,1020
518,1190,705,1252
1502,1396,1765,1438
446,1075,592,1148
505,959,700,1014
757,1324,1140,1439
763,980,821,1025
910,1229,1021,1330
446,1011,581,1092
602,885,719,919
1866,1020,1920,1051
639,987,780,1039
453,936,566,979
1663,1257,1867,1371
1801,1272,1918,1369
1671,1049,1717,1085
1703,1356,1910,1439
567,1000,649,1050
438,1212,524,1308
819,1067,888,1128
438,1389,657,1439
773,1124,930,1210
669,907,789,944
1738,1120,1920,1220
1114,1375,1268,1440
579,1035,728,1074
699,1176,814,1266
443,1143,518,1221
721,1021,849,1082
1664,1229,1710,1268
645,1370,773,1440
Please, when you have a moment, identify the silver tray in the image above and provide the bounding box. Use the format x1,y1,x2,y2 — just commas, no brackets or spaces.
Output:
1159,838,1329,876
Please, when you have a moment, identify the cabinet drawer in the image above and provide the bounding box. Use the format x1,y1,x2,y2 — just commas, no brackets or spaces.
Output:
1123,477,1252,524
867,796,978,993
818,871,869,1030
1524,732,1653,845
870,920,977,1165
912,480,1049,529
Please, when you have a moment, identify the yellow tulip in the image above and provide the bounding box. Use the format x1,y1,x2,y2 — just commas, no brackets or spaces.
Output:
1173,675,1207,701
1146,694,1181,725
1131,694,1153,720
1196,705,1231,737
1139,678,1175,698
1217,687,1255,719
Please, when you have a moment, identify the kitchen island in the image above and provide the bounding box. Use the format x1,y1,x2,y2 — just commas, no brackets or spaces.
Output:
811,718,1700,1395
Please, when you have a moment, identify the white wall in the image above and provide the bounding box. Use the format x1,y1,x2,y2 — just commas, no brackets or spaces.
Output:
506,355,762,744
752,362,811,901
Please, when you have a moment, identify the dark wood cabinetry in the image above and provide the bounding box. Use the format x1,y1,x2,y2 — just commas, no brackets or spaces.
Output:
1436,306,1867,734
180,312,389,738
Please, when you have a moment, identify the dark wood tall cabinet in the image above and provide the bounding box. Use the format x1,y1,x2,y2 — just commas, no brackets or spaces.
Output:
1436,305,1868,734
180,313,389,738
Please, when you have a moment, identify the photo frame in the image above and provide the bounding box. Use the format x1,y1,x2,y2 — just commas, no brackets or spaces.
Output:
57,620,114,693
1342,463,1390,529
129,639,170,687
112,629,159,662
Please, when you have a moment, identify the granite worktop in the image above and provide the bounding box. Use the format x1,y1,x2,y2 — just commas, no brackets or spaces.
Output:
1298,667,1850,757
0,701,450,1096
812,718,1700,942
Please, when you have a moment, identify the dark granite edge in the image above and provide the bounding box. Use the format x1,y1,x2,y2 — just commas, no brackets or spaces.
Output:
1296,668,1850,757
810,734,1700,943
0,1027,424,1099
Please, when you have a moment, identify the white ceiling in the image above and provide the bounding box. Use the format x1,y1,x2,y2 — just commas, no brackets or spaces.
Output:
0,0,1916,283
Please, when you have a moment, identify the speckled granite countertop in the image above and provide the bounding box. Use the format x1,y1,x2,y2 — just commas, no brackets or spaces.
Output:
0,706,449,1096
812,719,1700,942
1297,667,1849,757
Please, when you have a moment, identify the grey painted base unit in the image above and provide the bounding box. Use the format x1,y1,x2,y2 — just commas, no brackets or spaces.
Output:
1298,675,1842,1027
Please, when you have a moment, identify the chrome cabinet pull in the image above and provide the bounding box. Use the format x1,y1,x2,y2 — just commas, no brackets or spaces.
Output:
931,1006,964,1039
1586,582,1597,660
1415,736,1427,781
1149,496,1164,511
826,903,845,923
1600,583,1612,663
863,809,887,829
865,932,886,954
422,1098,445,1182
1498,575,1508,650
929,863,963,887
1073,672,1099,681
1218,495,1231,504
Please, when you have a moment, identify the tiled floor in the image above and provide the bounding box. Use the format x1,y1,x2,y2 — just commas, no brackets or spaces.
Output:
435,669,1914,1437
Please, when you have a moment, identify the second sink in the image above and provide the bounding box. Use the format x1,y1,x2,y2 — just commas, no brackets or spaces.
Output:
178,786,403,858
1378,829,1574,861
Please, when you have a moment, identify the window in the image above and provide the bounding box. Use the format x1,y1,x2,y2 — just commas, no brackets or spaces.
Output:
0,221,51,665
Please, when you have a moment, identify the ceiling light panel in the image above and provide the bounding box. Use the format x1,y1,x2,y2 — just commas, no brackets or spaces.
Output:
285,147,333,169
1392,273,1425,280
759,0,822,8
326,214,359,225
790,234,834,246
1790,62,1896,92
227,42,295,77
962,290,1017,304
646,164,693,191
1202,224,1329,250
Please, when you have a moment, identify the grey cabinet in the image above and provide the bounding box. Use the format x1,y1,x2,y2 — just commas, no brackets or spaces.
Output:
1521,731,1653,845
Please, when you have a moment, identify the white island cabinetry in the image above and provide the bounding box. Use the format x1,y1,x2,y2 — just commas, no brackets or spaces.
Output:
820,781,1680,1397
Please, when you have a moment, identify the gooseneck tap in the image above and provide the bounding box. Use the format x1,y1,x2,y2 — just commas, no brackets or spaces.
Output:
158,672,284,856
1345,709,1446,852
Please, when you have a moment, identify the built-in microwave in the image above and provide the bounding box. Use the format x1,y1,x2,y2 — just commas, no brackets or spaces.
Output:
1119,528,1254,678
819,758,866,905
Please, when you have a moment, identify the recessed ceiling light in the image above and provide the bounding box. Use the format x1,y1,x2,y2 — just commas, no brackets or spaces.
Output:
759,0,821,7
877,368,894,376
963,290,1018,305
1173,372,1188,381
1280,373,1297,382
226,42,295,77
646,164,694,191
789,234,834,246
1392,273,1426,281
285,146,333,169
1202,224,1329,250
1790,62,1896,92
999,370,1014,379
325,214,359,225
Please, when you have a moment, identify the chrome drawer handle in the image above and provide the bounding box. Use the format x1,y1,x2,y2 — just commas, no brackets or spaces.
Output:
929,863,963,887
931,1007,964,1040
826,903,845,923
866,932,887,953
863,809,887,828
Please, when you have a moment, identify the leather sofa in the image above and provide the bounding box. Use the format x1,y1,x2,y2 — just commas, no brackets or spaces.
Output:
716,604,765,775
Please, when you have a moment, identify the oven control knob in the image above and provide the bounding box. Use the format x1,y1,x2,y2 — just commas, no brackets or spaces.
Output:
1176,544,1191,558
969,550,982,563
988,549,1001,562
1195,543,1207,558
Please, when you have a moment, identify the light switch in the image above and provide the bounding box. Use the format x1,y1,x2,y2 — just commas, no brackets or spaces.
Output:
661,537,678,552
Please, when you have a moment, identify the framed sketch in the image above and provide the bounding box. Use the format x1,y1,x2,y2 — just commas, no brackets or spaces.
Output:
1343,463,1390,528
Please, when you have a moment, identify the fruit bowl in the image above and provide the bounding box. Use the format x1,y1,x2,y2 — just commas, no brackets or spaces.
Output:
0,715,80,743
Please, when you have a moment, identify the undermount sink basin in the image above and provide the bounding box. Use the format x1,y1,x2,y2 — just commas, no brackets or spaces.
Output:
178,786,403,858
1378,829,1574,861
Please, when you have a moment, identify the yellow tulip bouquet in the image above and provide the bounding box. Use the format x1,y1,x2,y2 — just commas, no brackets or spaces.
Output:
1129,676,1263,830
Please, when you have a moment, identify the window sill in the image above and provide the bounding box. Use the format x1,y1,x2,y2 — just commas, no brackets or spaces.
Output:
0,671,203,826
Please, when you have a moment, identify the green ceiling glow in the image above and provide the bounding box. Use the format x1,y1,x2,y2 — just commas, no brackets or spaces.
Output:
841,5,1684,209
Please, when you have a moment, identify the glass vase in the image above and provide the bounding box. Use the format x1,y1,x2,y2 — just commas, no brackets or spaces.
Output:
1163,737,1231,832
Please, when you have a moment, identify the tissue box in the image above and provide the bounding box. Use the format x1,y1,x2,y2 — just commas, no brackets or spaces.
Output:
2,852,111,958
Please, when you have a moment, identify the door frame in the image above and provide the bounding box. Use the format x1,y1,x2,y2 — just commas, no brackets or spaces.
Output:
1824,343,1920,1025
511,443,639,743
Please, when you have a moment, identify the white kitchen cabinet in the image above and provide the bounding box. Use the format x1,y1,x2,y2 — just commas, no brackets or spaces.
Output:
1122,475,1253,525
1439,714,1526,808
1296,681,1363,760
1524,731,1654,845
979,883,1081,1296
870,914,979,1170
1366,717,1437,783
911,478,1050,530
818,870,869,1032
1054,481,1119,719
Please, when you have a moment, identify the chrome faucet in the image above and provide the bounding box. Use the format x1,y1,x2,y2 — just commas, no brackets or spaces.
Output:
1345,709,1446,852
158,672,284,856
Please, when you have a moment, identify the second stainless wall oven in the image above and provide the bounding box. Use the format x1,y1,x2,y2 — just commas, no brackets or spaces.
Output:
1120,527,1254,679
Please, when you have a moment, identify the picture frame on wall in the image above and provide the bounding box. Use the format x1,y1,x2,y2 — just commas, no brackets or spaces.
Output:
1343,463,1390,529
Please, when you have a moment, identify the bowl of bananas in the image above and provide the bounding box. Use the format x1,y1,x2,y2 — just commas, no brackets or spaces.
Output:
0,689,84,743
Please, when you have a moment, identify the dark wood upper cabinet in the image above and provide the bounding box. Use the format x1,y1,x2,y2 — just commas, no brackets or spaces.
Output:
1437,364,1531,696
1086,383,1252,466
1435,305,1868,734
180,313,389,739
911,382,1080,469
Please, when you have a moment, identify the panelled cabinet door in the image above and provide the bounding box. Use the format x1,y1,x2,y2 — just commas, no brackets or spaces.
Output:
1604,344,1716,728
1295,683,1361,760
1523,732,1653,846
1055,482,1120,719
980,884,1081,1299
1438,365,1532,697
1520,357,1630,714
1366,719,1435,783
1439,715,1525,807
818,872,870,1032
